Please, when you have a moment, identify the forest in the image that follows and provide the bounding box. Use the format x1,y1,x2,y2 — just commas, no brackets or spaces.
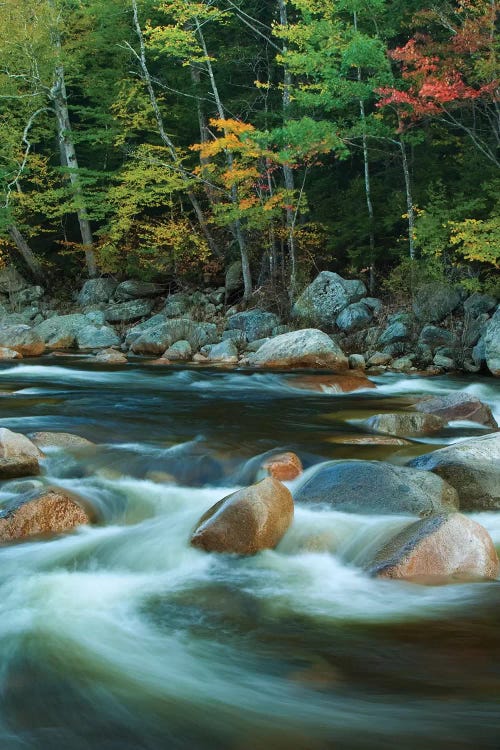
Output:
0,0,498,308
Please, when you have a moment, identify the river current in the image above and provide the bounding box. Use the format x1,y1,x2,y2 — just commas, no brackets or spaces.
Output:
0,360,499,750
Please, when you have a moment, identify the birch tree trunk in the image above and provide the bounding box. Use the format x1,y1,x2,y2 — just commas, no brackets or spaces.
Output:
277,0,297,303
399,137,415,259
353,12,376,292
49,21,97,278
194,16,253,301
131,1,221,260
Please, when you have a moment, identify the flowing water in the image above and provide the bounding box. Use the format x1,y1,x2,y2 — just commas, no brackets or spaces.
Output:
0,359,499,750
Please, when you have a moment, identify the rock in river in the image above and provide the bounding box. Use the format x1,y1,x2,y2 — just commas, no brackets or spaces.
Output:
0,429,43,479
408,432,500,510
191,477,294,554
293,460,458,516
0,487,92,543
362,412,445,437
368,513,499,583
413,391,498,428
248,329,348,370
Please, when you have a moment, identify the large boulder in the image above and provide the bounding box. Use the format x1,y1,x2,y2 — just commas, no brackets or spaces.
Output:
104,298,155,323
114,280,163,301
362,412,445,437
418,325,455,351
368,513,499,583
124,313,167,347
413,282,461,323
248,329,348,370
0,325,44,356
0,428,43,478
190,477,294,554
463,292,497,318
163,340,192,361
11,285,44,306
408,433,500,510
292,271,366,326
335,302,372,333
0,487,92,543
78,278,117,307
34,314,89,349
413,392,497,428
131,318,217,355
293,460,458,516
484,307,500,376
75,324,120,350
203,340,238,363
225,310,280,342
163,293,190,318
378,321,408,346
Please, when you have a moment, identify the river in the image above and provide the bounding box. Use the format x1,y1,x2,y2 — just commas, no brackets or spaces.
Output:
0,359,498,750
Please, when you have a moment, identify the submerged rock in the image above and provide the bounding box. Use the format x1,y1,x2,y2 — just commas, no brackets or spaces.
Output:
408,432,500,510
248,329,348,370
261,452,303,481
94,348,128,364
413,392,497,428
191,477,294,554
288,372,374,393
29,432,95,450
0,429,43,479
293,460,458,516
362,412,445,437
0,487,92,543
369,513,499,583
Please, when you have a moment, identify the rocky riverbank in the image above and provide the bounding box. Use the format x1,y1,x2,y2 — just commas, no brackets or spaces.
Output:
0,265,498,377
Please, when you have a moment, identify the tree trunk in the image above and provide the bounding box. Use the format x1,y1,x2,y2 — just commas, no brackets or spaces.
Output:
131,0,221,260
353,12,376,293
49,29,97,279
277,0,297,303
194,16,253,301
8,225,44,281
399,137,415,259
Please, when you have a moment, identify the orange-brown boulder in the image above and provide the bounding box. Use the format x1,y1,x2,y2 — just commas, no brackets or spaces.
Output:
0,428,43,478
289,373,375,394
369,513,499,583
262,452,303,481
191,477,294,554
0,487,92,543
